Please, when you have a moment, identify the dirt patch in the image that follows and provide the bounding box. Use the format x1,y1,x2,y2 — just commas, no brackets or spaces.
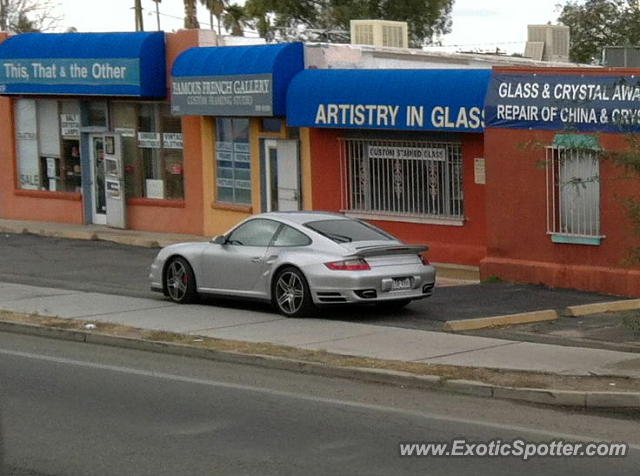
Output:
1,310,639,393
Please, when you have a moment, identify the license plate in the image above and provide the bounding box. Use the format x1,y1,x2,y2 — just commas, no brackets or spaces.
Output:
391,277,412,290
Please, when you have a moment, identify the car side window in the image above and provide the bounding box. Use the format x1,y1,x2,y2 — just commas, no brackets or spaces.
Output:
272,225,311,247
226,219,280,247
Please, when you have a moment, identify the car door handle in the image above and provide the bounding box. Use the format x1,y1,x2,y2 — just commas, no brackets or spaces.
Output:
250,257,263,263
265,254,279,265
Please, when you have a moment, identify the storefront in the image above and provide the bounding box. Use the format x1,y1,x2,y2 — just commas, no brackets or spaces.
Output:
170,42,305,236
0,30,208,234
286,69,490,265
484,67,640,296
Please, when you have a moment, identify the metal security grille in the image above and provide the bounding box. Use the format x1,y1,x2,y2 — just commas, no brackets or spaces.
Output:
339,139,463,220
546,146,601,237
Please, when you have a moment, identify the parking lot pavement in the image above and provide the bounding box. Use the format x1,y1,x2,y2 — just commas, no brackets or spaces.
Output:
0,227,626,332
320,281,622,331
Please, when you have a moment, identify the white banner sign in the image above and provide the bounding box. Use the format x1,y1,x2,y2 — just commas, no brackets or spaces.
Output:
60,113,80,138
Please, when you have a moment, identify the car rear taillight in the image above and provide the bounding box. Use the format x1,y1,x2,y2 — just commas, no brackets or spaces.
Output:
420,254,430,266
324,258,371,271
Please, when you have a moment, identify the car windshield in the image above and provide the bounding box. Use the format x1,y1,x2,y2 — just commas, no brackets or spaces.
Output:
304,219,394,243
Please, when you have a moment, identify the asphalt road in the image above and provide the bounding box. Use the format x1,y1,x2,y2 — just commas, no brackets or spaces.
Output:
0,233,618,329
1,333,639,476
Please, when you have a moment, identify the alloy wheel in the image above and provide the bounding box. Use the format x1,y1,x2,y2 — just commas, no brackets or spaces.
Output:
275,271,305,315
166,259,188,301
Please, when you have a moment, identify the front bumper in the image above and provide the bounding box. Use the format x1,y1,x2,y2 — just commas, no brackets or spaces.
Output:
304,263,436,304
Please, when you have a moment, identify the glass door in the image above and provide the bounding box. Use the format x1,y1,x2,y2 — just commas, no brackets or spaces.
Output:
90,135,107,224
263,139,301,212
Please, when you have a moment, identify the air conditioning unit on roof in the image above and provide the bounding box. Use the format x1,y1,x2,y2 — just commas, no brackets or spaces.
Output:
524,24,570,62
602,46,640,66
350,19,409,49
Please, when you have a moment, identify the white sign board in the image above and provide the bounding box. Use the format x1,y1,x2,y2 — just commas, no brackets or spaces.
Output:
367,145,446,161
163,133,184,149
474,157,486,185
60,113,80,138
145,179,164,199
138,132,161,148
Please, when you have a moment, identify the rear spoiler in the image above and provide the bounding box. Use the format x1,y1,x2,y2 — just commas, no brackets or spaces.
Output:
347,244,429,258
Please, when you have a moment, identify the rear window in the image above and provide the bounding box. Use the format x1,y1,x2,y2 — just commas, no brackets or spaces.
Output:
304,219,394,243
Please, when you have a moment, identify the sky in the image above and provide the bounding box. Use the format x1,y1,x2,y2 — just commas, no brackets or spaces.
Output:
54,0,566,54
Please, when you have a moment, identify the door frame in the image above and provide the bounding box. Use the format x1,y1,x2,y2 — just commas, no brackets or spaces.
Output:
261,138,301,213
88,134,107,225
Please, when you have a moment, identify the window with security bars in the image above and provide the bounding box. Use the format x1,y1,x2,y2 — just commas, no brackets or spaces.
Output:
546,146,601,237
339,139,464,220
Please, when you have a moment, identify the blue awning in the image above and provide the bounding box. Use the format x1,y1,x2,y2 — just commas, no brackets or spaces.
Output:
286,69,491,132
0,32,166,97
171,42,304,117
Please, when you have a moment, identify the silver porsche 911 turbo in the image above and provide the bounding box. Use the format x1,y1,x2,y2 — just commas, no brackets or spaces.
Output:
149,211,436,317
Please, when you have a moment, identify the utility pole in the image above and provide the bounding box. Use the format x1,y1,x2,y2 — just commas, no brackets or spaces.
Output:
152,0,161,31
134,0,144,31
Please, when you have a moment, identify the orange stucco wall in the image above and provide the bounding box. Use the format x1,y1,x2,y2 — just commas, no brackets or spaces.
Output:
481,66,640,296
114,30,210,235
0,30,209,234
0,32,85,224
124,30,218,234
482,127,640,296
308,128,487,265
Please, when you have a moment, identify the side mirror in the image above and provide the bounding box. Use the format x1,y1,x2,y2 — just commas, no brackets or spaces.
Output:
210,235,227,245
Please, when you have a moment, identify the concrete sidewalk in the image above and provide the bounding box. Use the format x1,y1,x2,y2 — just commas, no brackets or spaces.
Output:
1,281,639,379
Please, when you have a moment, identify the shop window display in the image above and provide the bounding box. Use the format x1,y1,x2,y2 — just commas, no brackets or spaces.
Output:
215,118,251,206
15,99,81,193
113,102,184,200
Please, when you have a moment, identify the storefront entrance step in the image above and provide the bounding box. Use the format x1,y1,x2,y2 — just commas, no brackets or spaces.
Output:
432,262,480,281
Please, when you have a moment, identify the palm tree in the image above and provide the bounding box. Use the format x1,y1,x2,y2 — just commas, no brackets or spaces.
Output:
244,0,272,41
200,0,226,36
183,0,199,29
223,4,247,37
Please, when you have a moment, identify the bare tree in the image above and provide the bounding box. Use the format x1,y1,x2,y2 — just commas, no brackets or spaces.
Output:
0,0,61,33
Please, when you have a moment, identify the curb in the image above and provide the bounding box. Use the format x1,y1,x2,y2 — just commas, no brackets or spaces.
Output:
1,319,638,409
442,309,558,332
564,299,640,317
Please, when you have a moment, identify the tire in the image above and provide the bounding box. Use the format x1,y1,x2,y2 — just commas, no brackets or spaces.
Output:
376,299,411,311
272,266,315,317
164,257,198,304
